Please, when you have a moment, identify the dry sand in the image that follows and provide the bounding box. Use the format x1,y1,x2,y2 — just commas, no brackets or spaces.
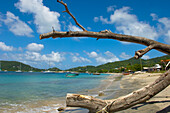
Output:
117,72,170,113
62,73,170,113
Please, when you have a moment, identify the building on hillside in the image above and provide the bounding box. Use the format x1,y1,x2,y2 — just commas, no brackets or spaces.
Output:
143,64,162,72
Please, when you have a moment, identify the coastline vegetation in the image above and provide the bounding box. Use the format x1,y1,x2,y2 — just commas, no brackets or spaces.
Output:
0,55,169,72
67,55,170,73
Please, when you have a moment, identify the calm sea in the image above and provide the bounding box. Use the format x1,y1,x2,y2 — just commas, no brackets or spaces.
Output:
0,72,109,113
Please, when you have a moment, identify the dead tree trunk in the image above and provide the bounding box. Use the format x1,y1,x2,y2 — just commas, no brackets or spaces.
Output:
66,70,170,113
39,0,170,112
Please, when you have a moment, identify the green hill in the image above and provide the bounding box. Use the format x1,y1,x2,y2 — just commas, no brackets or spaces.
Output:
67,55,170,73
0,61,61,72
0,61,42,72
1,55,169,72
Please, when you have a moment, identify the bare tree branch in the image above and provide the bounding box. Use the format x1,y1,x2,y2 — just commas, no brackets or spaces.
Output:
40,31,170,58
57,0,87,31
134,44,157,59
39,1,170,113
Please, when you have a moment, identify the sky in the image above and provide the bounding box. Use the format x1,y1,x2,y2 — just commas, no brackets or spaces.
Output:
0,0,169,70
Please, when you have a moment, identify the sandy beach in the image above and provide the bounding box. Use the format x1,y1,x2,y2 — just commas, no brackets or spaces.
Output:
117,72,170,113
63,72,170,113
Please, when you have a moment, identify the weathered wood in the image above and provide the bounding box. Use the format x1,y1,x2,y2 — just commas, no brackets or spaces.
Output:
39,31,170,58
39,0,170,112
66,70,170,112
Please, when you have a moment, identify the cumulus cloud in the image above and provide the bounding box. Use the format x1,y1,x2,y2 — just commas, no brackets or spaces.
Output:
26,43,44,52
86,51,119,64
119,52,132,59
87,51,98,58
15,0,61,33
158,17,170,29
158,17,170,44
142,55,150,60
72,56,91,63
98,7,159,40
0,42,14,51
4,51,65,68
3,12,33,37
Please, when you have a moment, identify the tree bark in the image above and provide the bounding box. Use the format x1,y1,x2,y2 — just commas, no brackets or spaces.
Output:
66,70,170,113
39,31,170,58
40,1,170,112
40,30,170,112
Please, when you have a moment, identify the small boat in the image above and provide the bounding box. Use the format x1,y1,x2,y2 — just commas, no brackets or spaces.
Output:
122,72,130,75
43,70,56,74
16,70,22,73
66,72,79,77
16,63,22,73
92,73,100,75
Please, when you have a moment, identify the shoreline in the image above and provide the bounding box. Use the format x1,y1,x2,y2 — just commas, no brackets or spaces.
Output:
1,72,169,113
63,72,170,113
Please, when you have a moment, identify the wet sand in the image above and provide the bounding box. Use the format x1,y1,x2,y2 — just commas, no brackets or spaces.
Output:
63,72,170,113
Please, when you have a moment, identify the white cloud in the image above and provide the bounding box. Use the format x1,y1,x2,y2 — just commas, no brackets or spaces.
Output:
68,23,83,31
97,51,119,64
26,43,44,52
4,51,65,68
104,51,116,58
150,13,158,20
72,56,91,63
41,51,65,62
0,42,14,51
107,6,115,12
94,17,99,22
87,51,98,58
142,55,150,60
119,52,132,59
95,56,119,64
158,17,170,29
147,13,170,44
99,7,159,40
3,12,33,37
15,0,61,33
86,51,119,64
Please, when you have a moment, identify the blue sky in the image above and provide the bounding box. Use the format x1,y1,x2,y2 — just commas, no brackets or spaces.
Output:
0,0,169,70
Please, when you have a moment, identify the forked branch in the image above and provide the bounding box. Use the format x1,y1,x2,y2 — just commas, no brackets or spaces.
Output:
134,44,157,59
40,1,170,113
57,0,87,31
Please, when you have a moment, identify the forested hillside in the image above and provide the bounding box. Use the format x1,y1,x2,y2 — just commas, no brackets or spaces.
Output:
67,55,170,73
0,61,61,72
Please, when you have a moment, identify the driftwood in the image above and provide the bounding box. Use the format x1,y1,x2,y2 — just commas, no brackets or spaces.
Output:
66,70,170,113
40,0,170,112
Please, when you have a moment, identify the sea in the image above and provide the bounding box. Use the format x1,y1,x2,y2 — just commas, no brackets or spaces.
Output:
0,72,112,113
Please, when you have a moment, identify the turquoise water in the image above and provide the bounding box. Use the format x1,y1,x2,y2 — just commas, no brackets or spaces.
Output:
0,72,108,112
